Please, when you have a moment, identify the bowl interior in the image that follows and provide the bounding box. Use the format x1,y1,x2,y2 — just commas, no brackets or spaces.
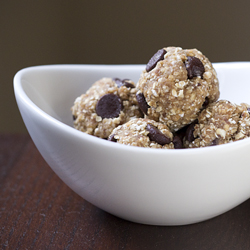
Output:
17,62,250,129
18,65,144,128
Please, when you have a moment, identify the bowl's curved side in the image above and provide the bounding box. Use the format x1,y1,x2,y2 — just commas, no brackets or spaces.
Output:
14,64,250,225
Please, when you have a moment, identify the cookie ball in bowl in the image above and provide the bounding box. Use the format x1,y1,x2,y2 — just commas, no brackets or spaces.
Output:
108,118,183,149
72,77,143,139
183,100,250,148
136,47,220,132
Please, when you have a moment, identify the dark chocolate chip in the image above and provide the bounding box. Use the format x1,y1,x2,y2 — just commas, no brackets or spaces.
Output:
96,93,122,119
146,124,171,145
173,136,183,149
185,56,205,79
175,125,188,141
136,92,150,115
185,120,197,142
202,97,209,109
113,78,124,88
123,80,135,88
113,78,135,88
146,49,167,72
211,138,219,146
73,115,77,121
108,134,117,142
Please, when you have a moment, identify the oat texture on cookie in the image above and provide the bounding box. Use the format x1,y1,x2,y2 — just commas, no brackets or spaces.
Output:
183,100,250,148
71,77,143,139
108,118,179,149
136,47,220,132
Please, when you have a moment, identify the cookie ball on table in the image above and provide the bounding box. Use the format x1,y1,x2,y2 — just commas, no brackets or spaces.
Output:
183,100,250,148
108,118,183,149
136,47,220,132
72,77,143,139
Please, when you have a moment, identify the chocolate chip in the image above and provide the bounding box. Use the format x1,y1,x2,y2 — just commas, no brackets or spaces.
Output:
247,107,250,114
73,115,77,120
113,78,124,88
146,49,167,72
185,120,197,142
108,134,117,142
113,78,135,88
123,80,135,88
175,125,188,141
173,136,183,149
202,97,209,109
146,124,171,145
185,56,205,79
211,138,219,146
136,92,150,115
96,94,122,119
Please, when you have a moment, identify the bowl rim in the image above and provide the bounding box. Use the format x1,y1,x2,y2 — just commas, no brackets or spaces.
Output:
13,63,250,156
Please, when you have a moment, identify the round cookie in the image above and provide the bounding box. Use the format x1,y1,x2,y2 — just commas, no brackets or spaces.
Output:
108,118,182,149
72,77,143,139
183,100,250,148
136,47,220,132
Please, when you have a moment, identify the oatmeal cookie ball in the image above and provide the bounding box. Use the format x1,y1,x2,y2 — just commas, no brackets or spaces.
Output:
72,77,143,139
108,118,183,149
183,100,250,148
136,47,220,132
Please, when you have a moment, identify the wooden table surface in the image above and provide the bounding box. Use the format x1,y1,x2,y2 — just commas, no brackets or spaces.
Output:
1,134,250,250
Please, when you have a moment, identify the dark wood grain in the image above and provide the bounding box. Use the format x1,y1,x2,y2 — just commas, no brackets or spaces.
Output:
1,134,250,250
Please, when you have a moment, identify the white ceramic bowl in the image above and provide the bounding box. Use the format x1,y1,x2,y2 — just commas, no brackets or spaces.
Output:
14,63,250,226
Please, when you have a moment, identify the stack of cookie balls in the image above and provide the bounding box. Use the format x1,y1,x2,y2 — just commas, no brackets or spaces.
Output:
71,46,250,149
